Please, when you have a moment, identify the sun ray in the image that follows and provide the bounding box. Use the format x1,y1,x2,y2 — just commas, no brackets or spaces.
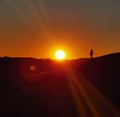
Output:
71,69,120,116
64,65,100,116
71,73,101,117
76,72,120,116
36,0,51,30
66,74,88,117
63,63,120,116
4,0,36,28
23,0,48,32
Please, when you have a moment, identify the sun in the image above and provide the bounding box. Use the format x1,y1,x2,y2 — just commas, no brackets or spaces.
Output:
55,50,66,60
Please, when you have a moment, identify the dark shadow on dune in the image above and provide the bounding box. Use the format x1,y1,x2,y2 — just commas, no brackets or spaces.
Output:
0,53,120,116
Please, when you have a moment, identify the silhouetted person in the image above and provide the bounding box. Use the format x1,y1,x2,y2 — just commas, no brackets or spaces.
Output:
90,49,94,58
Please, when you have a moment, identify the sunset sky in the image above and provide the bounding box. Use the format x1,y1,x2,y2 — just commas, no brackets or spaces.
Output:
0,0,120,59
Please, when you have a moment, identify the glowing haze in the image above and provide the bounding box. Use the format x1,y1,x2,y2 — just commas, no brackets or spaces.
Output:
0,0,120,59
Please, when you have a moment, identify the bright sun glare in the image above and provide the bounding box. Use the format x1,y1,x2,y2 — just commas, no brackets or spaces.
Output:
55,50,66,60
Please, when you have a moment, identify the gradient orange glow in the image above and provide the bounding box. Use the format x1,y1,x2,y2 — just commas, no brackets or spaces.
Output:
0,0,119,59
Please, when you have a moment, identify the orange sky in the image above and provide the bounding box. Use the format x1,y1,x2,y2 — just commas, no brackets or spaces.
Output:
0,0,120,59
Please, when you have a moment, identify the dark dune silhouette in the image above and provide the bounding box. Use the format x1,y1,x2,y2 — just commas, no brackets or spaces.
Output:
0,53,120,117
